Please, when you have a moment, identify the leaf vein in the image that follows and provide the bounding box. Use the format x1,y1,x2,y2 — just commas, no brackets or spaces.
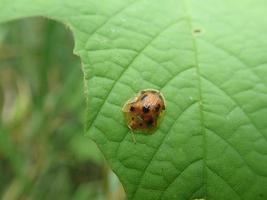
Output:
202,76,267,143
160,159,202,199
205,127,257,176
201,38,267,87
207,166,241,200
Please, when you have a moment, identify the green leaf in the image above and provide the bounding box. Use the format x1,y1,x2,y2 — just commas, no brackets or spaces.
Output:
1,0,267,199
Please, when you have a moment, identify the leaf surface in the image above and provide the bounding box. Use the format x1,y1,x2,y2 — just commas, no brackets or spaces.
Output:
1,0,267,199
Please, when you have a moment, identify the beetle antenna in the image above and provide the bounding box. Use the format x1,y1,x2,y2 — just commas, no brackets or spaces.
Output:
128,125,136,143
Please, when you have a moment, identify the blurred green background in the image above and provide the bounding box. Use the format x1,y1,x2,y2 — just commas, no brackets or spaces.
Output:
0,18,125,200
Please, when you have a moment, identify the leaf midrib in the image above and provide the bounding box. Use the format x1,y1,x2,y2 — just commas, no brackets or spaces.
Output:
181,0,207,199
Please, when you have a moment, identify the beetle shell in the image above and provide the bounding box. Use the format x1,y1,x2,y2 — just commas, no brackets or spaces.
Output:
122,89,166,132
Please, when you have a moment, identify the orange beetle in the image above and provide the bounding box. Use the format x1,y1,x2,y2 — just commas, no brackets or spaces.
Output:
122,89,166,135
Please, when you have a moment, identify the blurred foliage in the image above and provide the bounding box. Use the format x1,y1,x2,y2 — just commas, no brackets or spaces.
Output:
0,18,125,200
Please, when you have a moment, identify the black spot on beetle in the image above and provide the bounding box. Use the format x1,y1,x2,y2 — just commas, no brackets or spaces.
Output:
130,106,135,112
139,123,143,126
131,117,134,120
143,105,150,113
146,118,154,127
155,104,161,112
141,94,148,101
